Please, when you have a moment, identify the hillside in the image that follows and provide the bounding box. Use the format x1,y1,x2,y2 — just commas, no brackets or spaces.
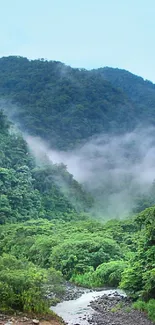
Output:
0,110,92,224
99,67,155,123
0,56,138,149
0,57,155,151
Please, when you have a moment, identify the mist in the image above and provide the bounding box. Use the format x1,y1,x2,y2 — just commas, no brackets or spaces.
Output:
25,127,155,219
1,98,155,218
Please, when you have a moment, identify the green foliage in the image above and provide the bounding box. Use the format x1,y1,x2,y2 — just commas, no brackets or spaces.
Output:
120,262,143,297
147,299,155,322
0,218,123,274
0,254,63,313
142,268,155,300
100,67,155,128
93,260,127,287
120,207,155,299
1,57,155,152
0,206,154,316
0,56,145,150
49,229,123,280
32,164,93,216
133,299,155,322
72,260,127,288
132,300,147,311
0,205,154,306
71,267,95,287
0,111,92,223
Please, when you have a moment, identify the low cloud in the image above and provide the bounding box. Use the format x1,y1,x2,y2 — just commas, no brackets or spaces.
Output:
25,127,155,219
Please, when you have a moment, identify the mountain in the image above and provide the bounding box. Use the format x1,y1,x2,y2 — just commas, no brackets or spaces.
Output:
1,56,155,217
1,57,155,152
98,67,155,123
0,56,139,149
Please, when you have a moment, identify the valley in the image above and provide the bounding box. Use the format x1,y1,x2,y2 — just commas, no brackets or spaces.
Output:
0,57,154,324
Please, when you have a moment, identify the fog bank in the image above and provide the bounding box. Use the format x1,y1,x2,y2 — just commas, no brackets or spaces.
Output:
25,127,155,218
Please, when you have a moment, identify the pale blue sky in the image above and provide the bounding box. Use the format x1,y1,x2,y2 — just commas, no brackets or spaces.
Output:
0,0,155,81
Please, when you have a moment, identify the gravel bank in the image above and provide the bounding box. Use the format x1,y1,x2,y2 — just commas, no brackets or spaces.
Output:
89,293,154,325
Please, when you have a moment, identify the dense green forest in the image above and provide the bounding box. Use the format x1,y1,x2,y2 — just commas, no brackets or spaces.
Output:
0,56,142,149
1,57,155,150
0,57,155,321
0,111,92,224
99,67,155,115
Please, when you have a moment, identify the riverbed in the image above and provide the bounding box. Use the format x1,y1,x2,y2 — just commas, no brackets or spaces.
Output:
51,288,125,325
51,286,154,325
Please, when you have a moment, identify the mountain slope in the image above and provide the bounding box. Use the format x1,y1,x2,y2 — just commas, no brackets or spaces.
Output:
99,67,155,123
0,111,92,224
0,56,137,149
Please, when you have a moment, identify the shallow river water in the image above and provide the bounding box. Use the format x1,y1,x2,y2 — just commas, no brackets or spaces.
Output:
51,288,125,325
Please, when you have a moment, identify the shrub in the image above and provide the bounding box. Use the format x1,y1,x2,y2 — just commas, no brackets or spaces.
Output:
132,300,147,312
93,260,127,287
147,299,155,322
142,268,155,300
72,260,127,288
0,254,63,314
132,299,155,322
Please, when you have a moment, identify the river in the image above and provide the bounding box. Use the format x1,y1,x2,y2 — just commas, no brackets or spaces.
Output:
51,288,125,325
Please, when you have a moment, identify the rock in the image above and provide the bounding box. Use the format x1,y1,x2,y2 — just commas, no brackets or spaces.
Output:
11,318,15,322
0,315,7,320
32,319,39,324
23,317,29,321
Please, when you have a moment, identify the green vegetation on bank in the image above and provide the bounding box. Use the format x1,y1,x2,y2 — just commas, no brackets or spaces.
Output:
133,299,155,322
0,212,154,319
0,253,63,314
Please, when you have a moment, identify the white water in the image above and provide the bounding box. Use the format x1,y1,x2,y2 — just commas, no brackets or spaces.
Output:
51,289,125,325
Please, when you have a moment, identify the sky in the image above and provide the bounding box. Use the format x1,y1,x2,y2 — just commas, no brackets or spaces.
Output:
0,0,155,81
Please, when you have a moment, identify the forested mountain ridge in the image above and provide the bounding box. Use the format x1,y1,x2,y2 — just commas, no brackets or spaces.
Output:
0,56,140,149
0,57,155,151
99,67,155,120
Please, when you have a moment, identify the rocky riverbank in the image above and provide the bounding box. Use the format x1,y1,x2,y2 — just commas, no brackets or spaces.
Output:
0,314,64,325
89,292,154,325
62,282,91,301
